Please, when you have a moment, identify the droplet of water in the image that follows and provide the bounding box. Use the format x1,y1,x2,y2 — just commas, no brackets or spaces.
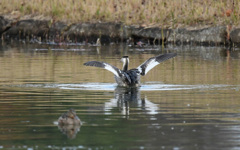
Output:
173,147,180,150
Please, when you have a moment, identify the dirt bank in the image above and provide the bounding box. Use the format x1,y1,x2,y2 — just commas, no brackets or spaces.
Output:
0,16,238,47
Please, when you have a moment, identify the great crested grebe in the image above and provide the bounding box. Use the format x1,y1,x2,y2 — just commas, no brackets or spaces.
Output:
84,53,177,87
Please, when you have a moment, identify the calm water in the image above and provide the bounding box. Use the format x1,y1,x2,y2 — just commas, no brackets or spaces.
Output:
0,41,240,150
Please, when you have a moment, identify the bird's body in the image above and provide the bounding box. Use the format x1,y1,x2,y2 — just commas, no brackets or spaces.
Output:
58,109,81,125
114,69,140,87
84,53,177,87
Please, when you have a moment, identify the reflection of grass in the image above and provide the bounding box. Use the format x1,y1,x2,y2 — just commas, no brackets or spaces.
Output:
0,0,238,26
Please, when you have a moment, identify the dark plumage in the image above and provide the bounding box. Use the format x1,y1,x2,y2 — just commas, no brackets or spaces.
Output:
84,53,177,87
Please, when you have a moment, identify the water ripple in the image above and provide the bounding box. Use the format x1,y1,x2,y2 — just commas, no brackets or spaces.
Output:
9,82,239,91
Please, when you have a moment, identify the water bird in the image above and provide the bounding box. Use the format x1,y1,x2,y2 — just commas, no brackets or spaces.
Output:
58,109,81,125
84,53,177,87
96,38,101,46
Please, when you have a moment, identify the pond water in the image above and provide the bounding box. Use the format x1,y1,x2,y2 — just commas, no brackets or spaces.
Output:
0,41,240,150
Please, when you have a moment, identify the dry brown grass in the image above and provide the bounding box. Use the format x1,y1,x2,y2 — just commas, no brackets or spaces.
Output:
0,0,239,27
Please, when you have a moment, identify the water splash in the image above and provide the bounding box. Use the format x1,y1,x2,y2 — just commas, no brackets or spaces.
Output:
12,82,238,91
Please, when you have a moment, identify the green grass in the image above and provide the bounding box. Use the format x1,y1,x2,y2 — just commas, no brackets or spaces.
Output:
0,0,238,27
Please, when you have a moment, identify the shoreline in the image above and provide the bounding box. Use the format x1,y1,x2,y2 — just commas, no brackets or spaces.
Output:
0,15,239,47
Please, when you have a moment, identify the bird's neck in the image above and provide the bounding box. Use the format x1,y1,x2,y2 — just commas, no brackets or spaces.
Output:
122,58,129,71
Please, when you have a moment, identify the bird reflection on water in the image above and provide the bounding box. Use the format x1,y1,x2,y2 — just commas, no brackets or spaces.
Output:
104,86,159,118
58,123,81,139
56,87,159,138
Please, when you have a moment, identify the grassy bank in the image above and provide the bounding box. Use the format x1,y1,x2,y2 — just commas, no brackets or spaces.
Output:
0,0,238,27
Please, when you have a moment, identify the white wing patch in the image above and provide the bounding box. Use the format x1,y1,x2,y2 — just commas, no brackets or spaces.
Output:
104,63,120,77
137,67,142,74
84,61,121,77
137,53,176,76
137,58,158,75
144,60,159,74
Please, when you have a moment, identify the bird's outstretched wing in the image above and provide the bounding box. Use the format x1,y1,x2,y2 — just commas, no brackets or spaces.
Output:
137,53,177,76
84,61,121,77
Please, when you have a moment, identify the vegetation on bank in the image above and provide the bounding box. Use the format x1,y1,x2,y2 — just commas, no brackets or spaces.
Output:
0,0,238,27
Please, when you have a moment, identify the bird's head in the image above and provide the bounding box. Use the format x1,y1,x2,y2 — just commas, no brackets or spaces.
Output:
121,56,129,63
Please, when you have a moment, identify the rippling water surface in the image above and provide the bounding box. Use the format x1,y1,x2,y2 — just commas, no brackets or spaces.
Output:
0,42,240,149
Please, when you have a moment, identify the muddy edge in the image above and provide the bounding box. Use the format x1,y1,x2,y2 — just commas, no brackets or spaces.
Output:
0,16,239,46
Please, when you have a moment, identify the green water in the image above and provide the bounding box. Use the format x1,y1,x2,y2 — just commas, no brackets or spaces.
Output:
0,42,240,149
